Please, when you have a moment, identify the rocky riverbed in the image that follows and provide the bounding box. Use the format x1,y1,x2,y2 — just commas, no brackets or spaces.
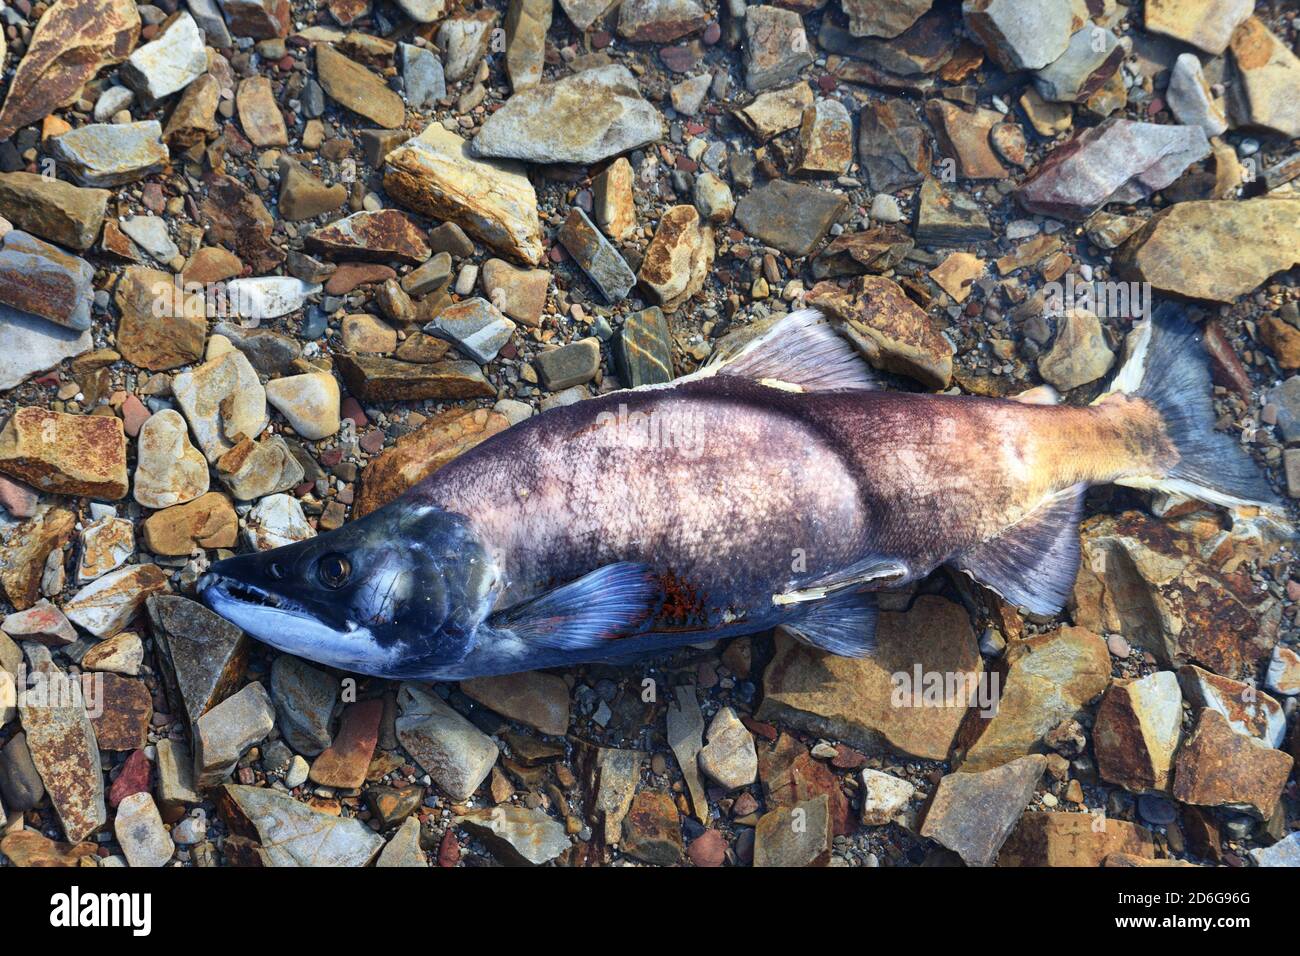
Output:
0,0,1299,868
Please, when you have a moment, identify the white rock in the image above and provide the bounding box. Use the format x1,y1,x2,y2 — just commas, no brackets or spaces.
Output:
1166,53,1228,137
173,349,269,463
697,706,757,790
121,12,208,104
265,371,340,440
860,768,916,825
115,792,174,867
94,85,136,123
134,409,210,508
225,277,321,321
244,493,315,550
64,564,167,638
1266,643,1300,697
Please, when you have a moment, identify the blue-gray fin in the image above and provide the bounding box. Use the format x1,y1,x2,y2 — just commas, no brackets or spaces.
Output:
708,308,879,392
486,562,660,651
773,555,909,606
953,484,1085,616
783,589,879,657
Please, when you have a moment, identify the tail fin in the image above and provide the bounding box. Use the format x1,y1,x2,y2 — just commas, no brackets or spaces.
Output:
1106,304,1280,510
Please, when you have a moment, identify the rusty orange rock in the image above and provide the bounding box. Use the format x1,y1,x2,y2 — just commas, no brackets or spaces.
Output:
0,407,128,499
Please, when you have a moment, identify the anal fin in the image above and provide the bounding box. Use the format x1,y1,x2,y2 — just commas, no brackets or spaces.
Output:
782,590,879,657
952,484,1085,616
487,563,660,651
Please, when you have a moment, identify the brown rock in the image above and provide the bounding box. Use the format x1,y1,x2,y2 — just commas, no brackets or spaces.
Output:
316,44,405,129
621,790,684,865
163,73,221,147
1172,708,1293,819
355,407,508,516
335,353,495,403
86,673,152,751
115,266,206,371
0,508,75,610
200,173,284,274
0,172,109,251
637,205,714,312
925,99,1008,179
220,0,290,39
307,209,430,263
0,0,141,140
753,794,832,867
309,698,383,789
142,493,240,555
278,160,347,221
0,408,128,499
1260,315,1300,370
807,276,953,388
998,812,1156,867
757,732,853,836
592,157,637,241
236,75,288,147
183,247,244,285
1092,672,1183,793
461,672,570,736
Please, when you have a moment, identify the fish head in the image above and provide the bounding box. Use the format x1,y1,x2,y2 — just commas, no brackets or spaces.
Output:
197,504,497,678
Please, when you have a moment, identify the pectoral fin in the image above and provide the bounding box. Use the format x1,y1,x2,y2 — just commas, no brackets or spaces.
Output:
487,562,660,650
782,590,879,657
953,484,1085,616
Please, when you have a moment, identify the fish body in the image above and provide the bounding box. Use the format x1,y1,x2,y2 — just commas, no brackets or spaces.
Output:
199,307,1279,680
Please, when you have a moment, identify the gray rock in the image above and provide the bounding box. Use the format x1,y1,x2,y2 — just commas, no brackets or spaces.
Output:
1033,26,1123,103
558,207,637,303
395,683,499,801
147,595,250,733
156,738,200,811
114,793,173,867
194,681,276,788
212,322,303,376
1252,831,1300,867
401,43,446,109
120,215,179,263
920,755,1047,866
665,684,708,821
697,706,757,790
377,815,428,866
270,655,338,756
426,297,516,363
224,784,385,865
0,304,92,390
858,97,930,193
615,306,673,387
733,180,847,257
670,74,712,116
915,177,993,244
93,85,136,123
458,805,570,865
0,231,94,330
187,0,233,46
49,121,169,187
1166,53,1228,137
120,12,208,104
962,0,1073,71
744,6,814,93
693,172,734,223
395,0,447,22
0,732,45,811
437,11,497,83
535,338,601,390
474,65,665,165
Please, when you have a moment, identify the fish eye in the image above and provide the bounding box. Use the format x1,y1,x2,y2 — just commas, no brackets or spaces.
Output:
317,554,351,589
269,561,286,581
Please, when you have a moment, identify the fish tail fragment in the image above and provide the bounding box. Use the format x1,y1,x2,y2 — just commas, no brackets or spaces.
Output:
1103,302,1281,511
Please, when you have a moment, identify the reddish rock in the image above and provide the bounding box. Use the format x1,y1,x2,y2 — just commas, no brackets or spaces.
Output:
309,698,383,790
86,673,153,751
687,829,726,867
108,748,152,808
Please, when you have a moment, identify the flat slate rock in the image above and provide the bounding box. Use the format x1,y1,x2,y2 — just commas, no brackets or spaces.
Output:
733,180,846,257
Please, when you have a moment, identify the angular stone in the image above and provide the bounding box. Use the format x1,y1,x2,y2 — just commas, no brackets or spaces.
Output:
163,73,221,147
270,655,338,756
1038,308,1114,391
593,747,643,843
243,492,313,549
219,0,290,38
0,508,75,611
78,516,134,582
1094,672,1183,793
19,662,106,841
0,407,127,499
998,812,1155,866
0,0,140,141
1177,664,1286,748
670,74,711,116
1167,54,1228,137
400,42,446,109
393,0,446,23
638,205,713,311
277,160,347,223
461,672,570,735
425,297,516,363
693,172,734,223
698,706,757,790
475,65,665,165
134,409,209,510
617,0,706,42
195,681,275,788
592,157,637,240
335,353,495,402
438,10,497,82
353,406,506,516
459,805,570,865
666,684,708,822
307,209,430,264
64,563,169,638
914,177,993,244
396,683,499,801
744,6,813,93
377,815,427,867
559,0,617,30
216,434,305,501
558,207,637,302
734,180,846,257
1145,0,1253,55
0,172,108,251
0,732,46,811
82,631,144,676
844,0,932,38
223,784,384,865
211,323,303,378
384,124,543,265
88,673,152,750
316,43,404,128
807,276,953,388
114,266,205,371
1172,708,1292,819
759,597,980,760
310,698,382,789
535,338,601,390
0,307,92,391
481,259,550,327
622,790,684,865
929,251,985,303
921,755,1046,866
1128,196,1300,301
49,121,168,188
954,626,1110,771
3,599,77,647
795,98,853,176
0,230,94,330
611,315,682,390
142,492,239,555
147,594,249,731
1018,119,1210,221
121,11,207,104
173,348,269,464
1227,17,1300,139
367,785,424,828
925,100,1007,179
1252,832,1300,868
1266,644,1300,697
736,83,814,143
962,0,1073,71
236,75,288,147
754,794,832,867
859,768,915,825
119,215,178,264
1034,26,1124,103
199,174,284,274
265,372,340,440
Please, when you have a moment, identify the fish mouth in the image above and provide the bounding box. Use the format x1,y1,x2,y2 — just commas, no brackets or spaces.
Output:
198,572,304,620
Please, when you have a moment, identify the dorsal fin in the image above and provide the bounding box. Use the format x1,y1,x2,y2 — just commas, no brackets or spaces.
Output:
706,308,879,392
952,484,1085,616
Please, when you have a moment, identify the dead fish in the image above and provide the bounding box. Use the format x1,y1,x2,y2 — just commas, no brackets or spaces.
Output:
198,305,1280,680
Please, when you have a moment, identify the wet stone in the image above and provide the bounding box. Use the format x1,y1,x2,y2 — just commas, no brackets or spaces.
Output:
558,207,638,302
147,595,249,732
733,180,846,257
426,297,517,364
